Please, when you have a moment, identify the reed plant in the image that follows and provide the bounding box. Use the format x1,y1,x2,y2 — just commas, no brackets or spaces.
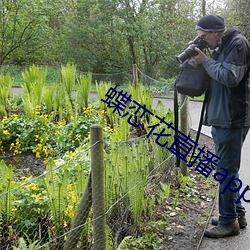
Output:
96,81,112,111
43,159,67,217
60,63,76,102
105,137,153,226
0,161,14,222
43,84,56,114
76,72,92,112
52,82,73,122
43,159,69,243
96,81,116,127
21,65,47,118
128,83,154,133
0,73,12,116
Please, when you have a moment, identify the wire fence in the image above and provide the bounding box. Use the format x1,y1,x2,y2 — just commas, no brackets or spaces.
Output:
0,127,178,249
0,65,190,249
1,64,175,96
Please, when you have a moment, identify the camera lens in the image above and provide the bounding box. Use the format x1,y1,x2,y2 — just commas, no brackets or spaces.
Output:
176,45,198,63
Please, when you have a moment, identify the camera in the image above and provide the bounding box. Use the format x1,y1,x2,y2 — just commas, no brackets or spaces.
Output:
176,36,208,63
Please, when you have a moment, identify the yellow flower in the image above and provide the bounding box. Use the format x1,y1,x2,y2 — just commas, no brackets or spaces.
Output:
71,195,76,204
12,207,17,212
26,183,37,191
65,205,74,218
3,130,9,135
43,147,49,157
36,152,41,159
32,193,42,201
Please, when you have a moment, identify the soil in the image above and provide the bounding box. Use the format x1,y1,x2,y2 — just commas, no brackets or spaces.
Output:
0,152,45,180
157,129,218,250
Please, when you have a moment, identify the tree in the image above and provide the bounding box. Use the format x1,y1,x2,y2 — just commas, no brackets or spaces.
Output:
221,0,250,39
0,0,50,65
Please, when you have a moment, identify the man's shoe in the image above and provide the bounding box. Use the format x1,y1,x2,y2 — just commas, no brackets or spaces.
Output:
204,223,240,238
211,214,247,229
238,215,247,228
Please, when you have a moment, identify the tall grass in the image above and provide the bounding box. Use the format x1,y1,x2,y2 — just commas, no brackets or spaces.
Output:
76,72,92,111
61,63,76,102
21,65,47,118
0,73,12,116
0,161,14,222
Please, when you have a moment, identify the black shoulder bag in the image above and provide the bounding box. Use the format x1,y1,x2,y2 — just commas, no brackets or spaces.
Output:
174,58,210,168
175,58,208,97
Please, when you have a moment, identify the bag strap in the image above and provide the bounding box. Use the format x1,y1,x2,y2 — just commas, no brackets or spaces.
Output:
174,80,180,168
174,82,208,168
188,91,208,165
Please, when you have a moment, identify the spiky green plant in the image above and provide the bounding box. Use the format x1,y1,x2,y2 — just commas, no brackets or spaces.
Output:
43,84,56,114
96,81,112,111
21,65,47,118
0,73,12,116
76,72,92,111
96,81,117,127
105,138,153,225
43,159,68,230
0,161,14,222
52,82,73,122
60,63,76,102
159,182,171,202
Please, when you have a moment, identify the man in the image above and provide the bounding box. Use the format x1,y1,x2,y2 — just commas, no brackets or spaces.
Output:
192,15,250,238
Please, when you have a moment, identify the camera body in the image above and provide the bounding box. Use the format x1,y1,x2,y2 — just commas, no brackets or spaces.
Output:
176,36,208,63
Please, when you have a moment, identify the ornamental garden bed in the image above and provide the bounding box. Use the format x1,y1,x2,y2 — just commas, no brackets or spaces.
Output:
0,64,217,249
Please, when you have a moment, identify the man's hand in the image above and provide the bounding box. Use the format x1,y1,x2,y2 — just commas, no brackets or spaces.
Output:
192,47,207,64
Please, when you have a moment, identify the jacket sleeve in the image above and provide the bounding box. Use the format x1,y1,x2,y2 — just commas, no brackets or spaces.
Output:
203,38,250,87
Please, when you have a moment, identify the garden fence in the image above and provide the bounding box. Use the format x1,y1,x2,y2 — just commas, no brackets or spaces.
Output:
0,127,187,249
0,65,190,249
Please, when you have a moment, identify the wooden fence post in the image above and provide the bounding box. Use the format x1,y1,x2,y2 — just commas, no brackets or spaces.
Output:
133,64,138,86
91,124,106,250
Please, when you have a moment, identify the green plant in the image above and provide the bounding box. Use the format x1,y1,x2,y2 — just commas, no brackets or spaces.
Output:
43,159,70,223
0,107,103,158
12,176,49,241
158,182,171,203
178,173,190,189
96,81,116,127
13,233,49,250
0,73,12,116
128,83,153,125
172,190,180,210
105,137,154,237
60,62,76,102
43,84,56,114
76,72,92,110
117,233,163,250
21,65,47,118
0,161,15,222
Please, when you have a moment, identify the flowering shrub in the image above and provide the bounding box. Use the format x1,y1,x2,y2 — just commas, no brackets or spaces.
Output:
0,106,103,158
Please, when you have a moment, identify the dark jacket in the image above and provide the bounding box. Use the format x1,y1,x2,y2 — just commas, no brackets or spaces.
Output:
203,26,250,128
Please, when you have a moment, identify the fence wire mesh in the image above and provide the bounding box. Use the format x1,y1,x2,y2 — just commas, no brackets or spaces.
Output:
0,65,191,249
0,136,177,249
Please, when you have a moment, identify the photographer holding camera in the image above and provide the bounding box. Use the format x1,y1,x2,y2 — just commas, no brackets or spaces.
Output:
191,15,250,238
